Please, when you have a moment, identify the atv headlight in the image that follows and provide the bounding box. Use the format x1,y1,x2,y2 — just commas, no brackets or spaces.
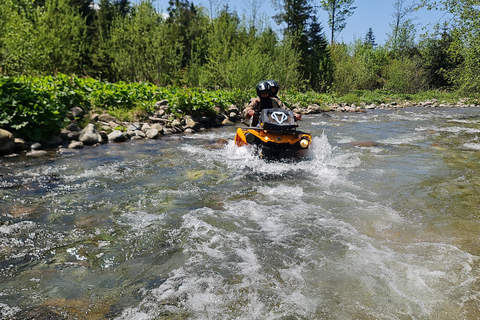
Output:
300,138,309,148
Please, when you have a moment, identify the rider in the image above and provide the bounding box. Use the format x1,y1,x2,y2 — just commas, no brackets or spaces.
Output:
244,81,283,127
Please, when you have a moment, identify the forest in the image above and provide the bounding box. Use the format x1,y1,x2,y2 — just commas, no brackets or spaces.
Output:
0,0,479,94
0,0,479,142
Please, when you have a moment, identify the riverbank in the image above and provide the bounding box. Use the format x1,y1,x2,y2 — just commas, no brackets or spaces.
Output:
1,97,478,159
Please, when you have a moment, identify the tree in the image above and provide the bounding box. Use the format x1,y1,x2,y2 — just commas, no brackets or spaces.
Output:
419,28,459,88
387,19,416,56
273,0,313,84
389,0,417,53
108,1,182,84
306,16,332,91
420,0,480,93
167,0,205,70
364,27,376,48
33,0,88,74
319,0,356,44
90,0,116,79
0,0,38,75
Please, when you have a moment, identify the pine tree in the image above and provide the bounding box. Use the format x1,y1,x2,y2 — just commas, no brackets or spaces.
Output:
364,27,376,48
306,16,332,91
273,0,313,81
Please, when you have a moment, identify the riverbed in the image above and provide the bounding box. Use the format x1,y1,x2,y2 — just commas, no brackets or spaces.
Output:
1,107,480,319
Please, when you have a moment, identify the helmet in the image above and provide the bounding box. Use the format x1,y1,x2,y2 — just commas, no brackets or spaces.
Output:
256,81,271,97
266,80,279,96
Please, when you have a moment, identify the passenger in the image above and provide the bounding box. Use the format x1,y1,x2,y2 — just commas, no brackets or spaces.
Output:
266,79,302,121
244,81,283,127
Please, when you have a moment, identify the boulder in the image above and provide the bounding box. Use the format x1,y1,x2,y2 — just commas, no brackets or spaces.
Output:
43,135,64,148
90,113,100,121
14,138,26,152
26,150,49,157
79,123,103,145
151,123,164,133
184,116,200,130
146,129,159,139
141,123,152,133
68,141,84,149
306,104,323,114
66,123,82,132
69,107,84,119
222,118,235,126
0,129,15,155
67,131,81,141
99,131,108,143
108,130,127,142
98,114,117,123
30,142,43,150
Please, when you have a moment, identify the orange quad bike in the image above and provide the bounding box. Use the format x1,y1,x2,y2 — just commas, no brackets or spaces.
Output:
234,108,312,161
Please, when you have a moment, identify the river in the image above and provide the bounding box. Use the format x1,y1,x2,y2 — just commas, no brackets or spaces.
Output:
1,107,480,319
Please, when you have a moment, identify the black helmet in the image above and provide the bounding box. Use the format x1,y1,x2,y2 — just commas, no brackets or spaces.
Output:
256,81,271,97
266,80,279,96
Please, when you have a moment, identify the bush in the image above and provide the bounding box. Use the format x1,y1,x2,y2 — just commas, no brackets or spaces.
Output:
385,57,428,93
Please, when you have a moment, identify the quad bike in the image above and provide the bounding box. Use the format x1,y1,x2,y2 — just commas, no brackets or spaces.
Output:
234,108,312,161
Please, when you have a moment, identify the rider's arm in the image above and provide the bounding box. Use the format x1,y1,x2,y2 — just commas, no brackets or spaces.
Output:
244,98,259,119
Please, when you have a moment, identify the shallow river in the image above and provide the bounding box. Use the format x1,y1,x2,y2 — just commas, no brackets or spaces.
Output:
1,107,480,319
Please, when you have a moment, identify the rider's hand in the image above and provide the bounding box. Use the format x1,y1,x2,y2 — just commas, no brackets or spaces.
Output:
246,110,255,118
294,113,302,121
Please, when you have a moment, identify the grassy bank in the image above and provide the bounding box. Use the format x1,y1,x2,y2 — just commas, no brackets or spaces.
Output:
1,74,478,142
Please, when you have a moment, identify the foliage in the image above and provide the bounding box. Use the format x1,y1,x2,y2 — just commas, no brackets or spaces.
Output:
420,0,480,93
0,76,70,141
0,74,247,140
107,1,183,84
33,0,89,74
320,0,357,44
0,0,477,96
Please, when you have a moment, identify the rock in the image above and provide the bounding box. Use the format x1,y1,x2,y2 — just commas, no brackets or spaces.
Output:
184,116,200,130
30,142,43,150
107,130,127,142
171,119,182,127
222,118,235,126
150,123,164,133
67,131,81,141
59,129,69,140
79,123,103,145
66,123,82,132
127,123,141,132
26,150,49,157
68,141,84,149
98,114,117,122
128,130,145,139
146,129,159,139
153,109,166,118
155,100,169,108
99,131,108,143
0,128,15,155
163,128,174,135
69,107,84,119
141,123,151,132
42,135,64,148
90,113,100,121
14,137,26,151
198,116,211,125
228,104,240,113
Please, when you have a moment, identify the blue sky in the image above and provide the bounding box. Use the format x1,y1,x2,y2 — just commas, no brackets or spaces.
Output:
149,0,451,45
